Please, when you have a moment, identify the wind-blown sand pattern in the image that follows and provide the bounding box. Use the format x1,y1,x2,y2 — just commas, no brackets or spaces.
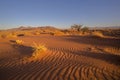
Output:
0,35,120,80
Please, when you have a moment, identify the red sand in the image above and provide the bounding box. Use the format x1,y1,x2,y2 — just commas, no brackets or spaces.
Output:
0,35,120,80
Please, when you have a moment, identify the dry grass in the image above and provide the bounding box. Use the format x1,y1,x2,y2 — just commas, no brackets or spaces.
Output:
91,31,104,38
0,32,17,38
31,42,47,58
15,40,24,45
21,42,47,62
104,47,120,55
51,31,65,36
33,31,40,35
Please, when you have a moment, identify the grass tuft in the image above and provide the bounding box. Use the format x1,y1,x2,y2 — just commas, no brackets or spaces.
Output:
91,31,104,38
15,40,24,45
104,47,120,55
31,42,47,58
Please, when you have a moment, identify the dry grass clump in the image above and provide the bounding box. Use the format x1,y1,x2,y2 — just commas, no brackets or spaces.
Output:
91,31,104,38
0,33,17,38
51,31,65,36
21,42,47,62
15,40,24,45
31,42,47,58
104,47,120,55
33,31,40,35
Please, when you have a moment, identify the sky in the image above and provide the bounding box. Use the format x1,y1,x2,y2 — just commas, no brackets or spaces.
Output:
0,0,120,29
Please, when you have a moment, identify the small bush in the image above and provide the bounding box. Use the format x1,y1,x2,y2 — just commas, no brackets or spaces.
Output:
15,40,24,45
33,31,40,35
0,33,17,38
71,24,83,31
51,31,65,36
91,31,104,38
32,42,47,58
81,26,89,33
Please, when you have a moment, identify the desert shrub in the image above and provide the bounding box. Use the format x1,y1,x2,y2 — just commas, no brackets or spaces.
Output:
33,31,40,35
81,26,89,33
0,33,17,38
32,42,47,58
91,31,104,38
71,24,83,31
51,31,65,36
0,34,7,38
15,40,24,45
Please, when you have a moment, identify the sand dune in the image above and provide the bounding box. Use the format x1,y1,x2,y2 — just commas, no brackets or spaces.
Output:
0,35,120,80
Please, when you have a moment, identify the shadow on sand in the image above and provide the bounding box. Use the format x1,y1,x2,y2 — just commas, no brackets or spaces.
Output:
12,44,34,56
64,36,120,48
63,48,120,65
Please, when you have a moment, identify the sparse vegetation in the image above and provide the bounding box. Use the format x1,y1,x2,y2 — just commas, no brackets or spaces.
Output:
71,24,83,32
0,33,17,38
0,26,120,80
104,47,120,55
91,31,104,38
34,31,40,35
51,31,65,36
15,40,24,45
81,26,89,33
32,42,47,58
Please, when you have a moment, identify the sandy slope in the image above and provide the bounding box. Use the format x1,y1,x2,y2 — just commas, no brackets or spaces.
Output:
0,35,120,80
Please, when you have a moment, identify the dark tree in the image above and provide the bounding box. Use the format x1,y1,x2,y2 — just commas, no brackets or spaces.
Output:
81,26,89,33
71,24,83,31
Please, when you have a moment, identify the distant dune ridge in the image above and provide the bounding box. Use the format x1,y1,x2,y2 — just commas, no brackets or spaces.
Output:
0,26,120,80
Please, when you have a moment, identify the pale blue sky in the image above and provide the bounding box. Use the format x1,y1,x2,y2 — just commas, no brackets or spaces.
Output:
0,0,120,29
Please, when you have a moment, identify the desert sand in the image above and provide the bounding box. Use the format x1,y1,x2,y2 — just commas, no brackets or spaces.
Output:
0,31,120,80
